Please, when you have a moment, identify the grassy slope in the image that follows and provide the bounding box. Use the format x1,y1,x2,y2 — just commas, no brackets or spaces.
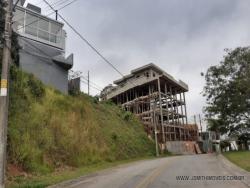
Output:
223,151,250,172
7,67,155,187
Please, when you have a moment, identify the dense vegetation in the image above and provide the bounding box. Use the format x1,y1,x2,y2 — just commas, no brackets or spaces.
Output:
203,47,250,146
7,66,155,175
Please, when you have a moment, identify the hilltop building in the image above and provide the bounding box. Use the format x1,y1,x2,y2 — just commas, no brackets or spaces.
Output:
101,63,199,153
13,0,73,93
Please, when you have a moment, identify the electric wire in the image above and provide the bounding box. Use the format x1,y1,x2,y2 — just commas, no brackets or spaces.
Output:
81,76,102,90
81,79,102,92
42,0,137,87
14,0,79,29
81,76,102,91
43,0,72,12
17,0,136,92
21,38,103,92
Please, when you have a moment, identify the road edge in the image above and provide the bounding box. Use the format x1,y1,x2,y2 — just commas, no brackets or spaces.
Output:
47,156,170,188
217,154,250,187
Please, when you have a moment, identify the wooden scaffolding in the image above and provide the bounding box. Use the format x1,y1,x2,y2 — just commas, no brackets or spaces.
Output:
101,63,198,146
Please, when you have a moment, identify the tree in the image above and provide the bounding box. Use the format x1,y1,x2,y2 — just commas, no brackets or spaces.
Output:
203,47,250,138
238,132,250,150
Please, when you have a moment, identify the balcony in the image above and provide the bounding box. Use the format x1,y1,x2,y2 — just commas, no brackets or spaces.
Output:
13,6,65,50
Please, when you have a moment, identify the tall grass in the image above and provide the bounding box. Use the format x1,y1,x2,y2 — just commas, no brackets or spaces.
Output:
7,66,155,175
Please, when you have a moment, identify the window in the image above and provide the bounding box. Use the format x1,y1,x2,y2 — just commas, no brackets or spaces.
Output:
50,34,56,43
38,19,49,31
25,13,38,37
55,36,61,44
37,19,50,41
50,22,62,44
13,9,25,32
38,30,49,41
20,10,64,48
25,26,37,36
14,9,25,24
26,13,38,28
50,23,61,35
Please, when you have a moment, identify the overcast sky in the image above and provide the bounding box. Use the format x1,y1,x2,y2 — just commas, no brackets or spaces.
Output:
26,0,250,122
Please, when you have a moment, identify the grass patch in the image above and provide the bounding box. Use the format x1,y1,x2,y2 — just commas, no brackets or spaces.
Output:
223,150,250,172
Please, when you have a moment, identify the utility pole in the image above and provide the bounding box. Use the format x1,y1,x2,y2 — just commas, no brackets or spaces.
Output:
87,71,89,95
55,10,58,20
194,115,197,125
0,0,13,187
199,114,202,133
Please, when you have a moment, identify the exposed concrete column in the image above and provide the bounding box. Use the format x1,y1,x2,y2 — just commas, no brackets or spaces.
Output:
175,89,180,125
149,84,153,113
183,92,188,124
164,83,169,124
157,78,165,148
170,87,175,125
179,93,185,125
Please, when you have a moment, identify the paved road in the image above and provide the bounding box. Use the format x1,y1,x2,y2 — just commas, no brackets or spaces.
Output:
53,154,249,188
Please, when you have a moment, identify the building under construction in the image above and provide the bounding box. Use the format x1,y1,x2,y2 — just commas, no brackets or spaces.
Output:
101,63,199,153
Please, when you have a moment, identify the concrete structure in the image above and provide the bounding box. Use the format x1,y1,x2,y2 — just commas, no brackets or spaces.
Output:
101,63,198,151
12,0,73,93
198,131,220,153
68,77,81,94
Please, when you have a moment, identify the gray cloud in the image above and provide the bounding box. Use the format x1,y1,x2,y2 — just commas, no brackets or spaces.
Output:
26,0,250,120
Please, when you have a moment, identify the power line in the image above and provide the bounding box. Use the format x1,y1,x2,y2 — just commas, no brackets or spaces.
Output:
34,0,69,7
44,0,73,11
69,70,103,92
81,75,102,90
53,0,79,12
80,79,102,92
42,0,137,87
27,0,75,13
13,0,21,10
14,0,79,30
21,37,52,59
16,0,136,89
34,0,46,6
21,37,103,93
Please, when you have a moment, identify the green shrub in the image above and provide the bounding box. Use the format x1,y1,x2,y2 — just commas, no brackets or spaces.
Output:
122,111,133,121
27,74,45,99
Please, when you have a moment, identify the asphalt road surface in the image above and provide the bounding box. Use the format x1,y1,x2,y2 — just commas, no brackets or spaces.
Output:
55,154,249,188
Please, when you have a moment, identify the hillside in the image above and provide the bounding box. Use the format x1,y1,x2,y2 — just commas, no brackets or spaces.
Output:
6,66,155,186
